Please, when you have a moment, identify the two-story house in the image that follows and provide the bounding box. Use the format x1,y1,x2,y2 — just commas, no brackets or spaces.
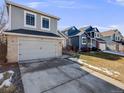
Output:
101,29,124,52
80,26,106,51
60,26,87,50
60,26,106,51
2,0,63,63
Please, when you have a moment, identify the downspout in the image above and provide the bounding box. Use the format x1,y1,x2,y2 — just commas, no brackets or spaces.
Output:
91,38,92,50
79,35,81,51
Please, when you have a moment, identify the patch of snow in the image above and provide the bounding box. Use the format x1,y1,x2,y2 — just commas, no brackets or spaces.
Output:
0,70,14,88
8,70,14,80
8,70,14,74
0,73,3,80
0,79,12,88
69,58,120,77
69,58,78,62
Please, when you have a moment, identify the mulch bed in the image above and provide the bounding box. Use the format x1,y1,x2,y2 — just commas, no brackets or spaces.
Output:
0,63,24,93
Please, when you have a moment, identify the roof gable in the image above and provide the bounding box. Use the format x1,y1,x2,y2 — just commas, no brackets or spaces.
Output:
61,26,80,37
101,29,122,37
80,26,99,33
5,0,60,20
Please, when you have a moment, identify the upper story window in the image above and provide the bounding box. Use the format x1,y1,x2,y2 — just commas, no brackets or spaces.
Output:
24,11,36,28
118,37,120,41
97,33,100,38
115,35,121,41
94,32,100,38
41,16,50,30
82,37,87,44
115,36,118,41
91,32,95,38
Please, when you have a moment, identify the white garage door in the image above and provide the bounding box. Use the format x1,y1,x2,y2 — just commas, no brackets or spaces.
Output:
19,38,61,61
99,43,106,51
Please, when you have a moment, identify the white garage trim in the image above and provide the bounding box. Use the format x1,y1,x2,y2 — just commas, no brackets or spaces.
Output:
4,32,64,40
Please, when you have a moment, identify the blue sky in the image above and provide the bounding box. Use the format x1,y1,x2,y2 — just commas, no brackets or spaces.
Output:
1,0,124,35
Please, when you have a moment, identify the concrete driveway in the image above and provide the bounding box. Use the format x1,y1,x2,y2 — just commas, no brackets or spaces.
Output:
19,58,124,93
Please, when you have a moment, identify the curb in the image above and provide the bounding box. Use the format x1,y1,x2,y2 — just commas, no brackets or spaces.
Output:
81,66,124,90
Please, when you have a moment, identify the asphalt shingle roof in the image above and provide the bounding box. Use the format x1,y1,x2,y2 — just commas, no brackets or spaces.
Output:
80,26,99,33
5,29,60,38
101,30,116,37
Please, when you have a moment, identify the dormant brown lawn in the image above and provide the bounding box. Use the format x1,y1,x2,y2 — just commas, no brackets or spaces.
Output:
74,52,124,83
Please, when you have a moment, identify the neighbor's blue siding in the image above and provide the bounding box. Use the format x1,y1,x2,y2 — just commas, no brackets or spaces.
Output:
70,36,79,48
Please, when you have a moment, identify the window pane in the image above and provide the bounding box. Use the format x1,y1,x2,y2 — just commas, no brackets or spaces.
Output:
82,38,86,44
26,13,35,26
92,32,94,38
42,18,49,29
97,34,99,37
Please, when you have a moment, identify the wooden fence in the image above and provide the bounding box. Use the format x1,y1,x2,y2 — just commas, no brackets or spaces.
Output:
0,35,7,63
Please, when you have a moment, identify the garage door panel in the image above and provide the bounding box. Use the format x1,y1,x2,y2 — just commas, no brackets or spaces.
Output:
19,39,60,61
99,43,106,51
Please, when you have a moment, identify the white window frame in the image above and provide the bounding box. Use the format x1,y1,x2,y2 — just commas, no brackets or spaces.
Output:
82,37,87,44
24,11,37,28
41,16,50,31
97,33,100,38
8,5,12,30
115,36,117,41
117,36,120,41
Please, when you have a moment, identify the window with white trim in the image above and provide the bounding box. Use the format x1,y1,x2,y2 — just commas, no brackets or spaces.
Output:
118,37,120,41
41,16,50,30
82,37,86,44
24,11,36,28
97,33,100,38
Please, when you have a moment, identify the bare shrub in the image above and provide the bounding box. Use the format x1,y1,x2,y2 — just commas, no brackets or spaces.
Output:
0,85,16,93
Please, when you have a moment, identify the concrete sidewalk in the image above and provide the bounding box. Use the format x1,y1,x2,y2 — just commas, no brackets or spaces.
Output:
103,50,124,56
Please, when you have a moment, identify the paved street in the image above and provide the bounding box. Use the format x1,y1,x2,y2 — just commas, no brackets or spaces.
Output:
19,58,124,93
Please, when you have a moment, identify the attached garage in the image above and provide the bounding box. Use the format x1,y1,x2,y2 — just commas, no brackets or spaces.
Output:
96,38,106,51
19,38,61,61
4,29,62,63
99,43,106,51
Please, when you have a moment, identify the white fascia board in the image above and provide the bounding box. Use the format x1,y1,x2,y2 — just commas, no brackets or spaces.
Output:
3,32,64,40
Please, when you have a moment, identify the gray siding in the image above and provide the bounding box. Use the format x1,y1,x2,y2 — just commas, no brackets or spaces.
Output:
102,36,112,43
79,36,82,50
10,5,58,34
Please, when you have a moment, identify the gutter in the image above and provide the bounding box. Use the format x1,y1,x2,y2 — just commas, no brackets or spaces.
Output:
3,32,64,40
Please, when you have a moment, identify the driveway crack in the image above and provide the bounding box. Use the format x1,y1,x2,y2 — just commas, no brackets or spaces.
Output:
41,67,90,93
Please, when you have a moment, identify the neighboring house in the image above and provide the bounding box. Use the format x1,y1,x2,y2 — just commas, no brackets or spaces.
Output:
61,26,80,47
69,31,87,50
80,26,106,51
61,26,106,51
101,29,124,52
2,0,63,63
58,30,68,48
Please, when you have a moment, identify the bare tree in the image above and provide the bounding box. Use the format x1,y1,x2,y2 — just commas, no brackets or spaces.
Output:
0,0,8,34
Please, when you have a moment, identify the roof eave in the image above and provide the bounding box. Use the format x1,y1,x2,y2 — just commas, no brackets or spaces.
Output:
5,0,60,20
3,32,63,40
